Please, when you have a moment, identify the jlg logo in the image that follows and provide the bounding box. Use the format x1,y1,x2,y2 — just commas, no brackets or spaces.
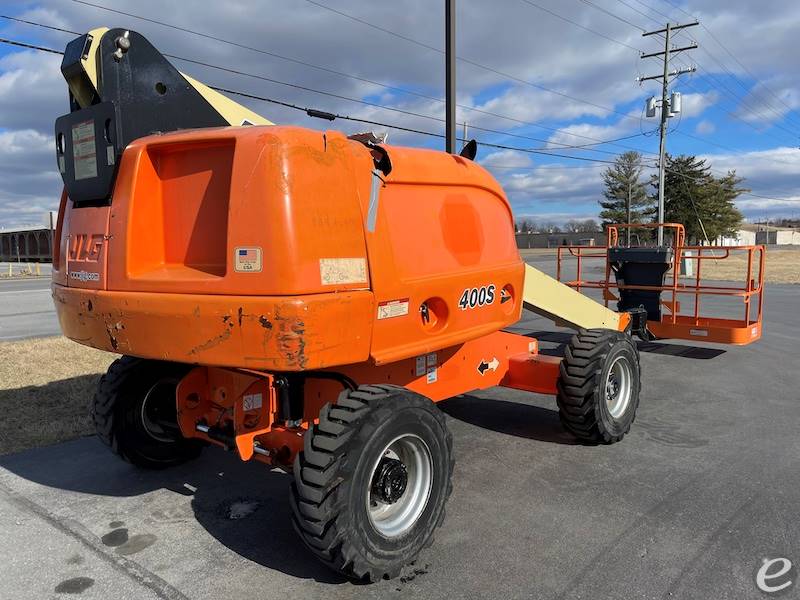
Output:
69,234,104,262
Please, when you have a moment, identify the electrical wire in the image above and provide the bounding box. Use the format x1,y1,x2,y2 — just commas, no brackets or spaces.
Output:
7,12,660,156
652,0,800,130
54,5,656,152
0,35,622,165
0,36,62,54
295,0,646,124
518,0,644,53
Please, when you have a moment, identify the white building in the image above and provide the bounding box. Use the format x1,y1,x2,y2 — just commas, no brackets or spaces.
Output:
715,224,800,246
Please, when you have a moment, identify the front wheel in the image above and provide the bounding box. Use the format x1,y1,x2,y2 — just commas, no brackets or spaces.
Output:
290,384,454,581
556,329,641,443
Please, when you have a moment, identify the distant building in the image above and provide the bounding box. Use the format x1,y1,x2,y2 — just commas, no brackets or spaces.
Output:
515,231,601,248
714,224,800,246
0,225,54,262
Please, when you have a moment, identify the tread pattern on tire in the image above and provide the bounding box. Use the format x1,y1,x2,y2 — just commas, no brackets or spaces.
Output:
92,355,142,459
91,356,201,468
290,384,453,582
556,328,641,444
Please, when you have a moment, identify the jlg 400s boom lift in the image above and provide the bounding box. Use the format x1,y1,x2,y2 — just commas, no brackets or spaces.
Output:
52,29,764,580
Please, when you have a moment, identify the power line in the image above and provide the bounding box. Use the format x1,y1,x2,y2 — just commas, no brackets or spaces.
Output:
2,37,794,207
297,0,646,125
655,0,800,128
0,35,624,165
170,55,643,155
591,1,800,134
2,14,658,155
518,0,643,53
0,36,62,54
613,0,664,27
482,163,608,170
0,13,80,35
62,3,656,151
676,76,799,148
574,0,646,31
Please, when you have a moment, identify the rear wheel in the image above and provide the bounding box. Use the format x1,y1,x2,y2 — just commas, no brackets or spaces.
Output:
92,356,203,469
556,329,641,443
290,384,453,581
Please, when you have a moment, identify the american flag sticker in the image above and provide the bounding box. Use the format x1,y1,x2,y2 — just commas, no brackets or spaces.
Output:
234,246,263,272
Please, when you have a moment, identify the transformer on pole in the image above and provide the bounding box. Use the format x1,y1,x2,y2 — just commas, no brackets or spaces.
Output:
638,21,699,246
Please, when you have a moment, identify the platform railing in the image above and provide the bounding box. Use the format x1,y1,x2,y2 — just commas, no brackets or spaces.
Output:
555,223,766,344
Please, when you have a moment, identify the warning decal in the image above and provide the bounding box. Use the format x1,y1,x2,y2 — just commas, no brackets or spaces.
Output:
319,258,368,285
243,393,263,411
415,356,426,377
71,120,97,181
377,298,409,320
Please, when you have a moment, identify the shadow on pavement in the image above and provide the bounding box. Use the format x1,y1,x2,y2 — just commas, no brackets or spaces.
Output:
0,438,346,584
636,341,726,359
439,395,579,445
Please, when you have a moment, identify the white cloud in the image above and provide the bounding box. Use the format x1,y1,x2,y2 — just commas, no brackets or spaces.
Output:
695,119,715,135
678,91,719,118
0,0,798,226
479,149,533,168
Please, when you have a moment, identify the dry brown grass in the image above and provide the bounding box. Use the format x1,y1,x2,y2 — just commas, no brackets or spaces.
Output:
0,336,115,456
518,248,563,257
521,246,799,284
686,247,799,284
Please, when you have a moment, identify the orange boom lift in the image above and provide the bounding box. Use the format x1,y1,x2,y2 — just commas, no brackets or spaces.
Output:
52,28,764,580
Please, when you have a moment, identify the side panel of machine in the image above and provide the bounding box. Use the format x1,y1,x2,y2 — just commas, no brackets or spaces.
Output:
52,286,374,370
357,145,525,364
51,190,111,290
105,126,372,296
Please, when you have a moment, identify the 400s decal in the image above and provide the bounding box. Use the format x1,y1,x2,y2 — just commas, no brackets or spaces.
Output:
458,284,496,310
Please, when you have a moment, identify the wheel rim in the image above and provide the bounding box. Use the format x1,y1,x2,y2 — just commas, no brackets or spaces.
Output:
140,378,180,443
366,434,433,538
605,355,632,419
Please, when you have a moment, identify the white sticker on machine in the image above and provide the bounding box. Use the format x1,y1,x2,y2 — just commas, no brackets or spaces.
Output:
71,119,97,181
426,366,438,384
234,247,263,272
415,356,426,377
243,393,263,411
319,258,367,285
377,298,409,320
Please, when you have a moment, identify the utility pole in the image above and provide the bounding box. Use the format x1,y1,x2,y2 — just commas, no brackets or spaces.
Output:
639,20,698,245
626,182,632,247
445,0,456,154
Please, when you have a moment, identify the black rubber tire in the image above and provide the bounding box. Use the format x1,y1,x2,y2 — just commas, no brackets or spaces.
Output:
92,356,203,469
556,328,641,444
290,384,454,582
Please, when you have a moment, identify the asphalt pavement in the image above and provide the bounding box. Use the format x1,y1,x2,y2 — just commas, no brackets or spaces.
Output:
1,276,799,598
0,277,58,341
1,257,799,598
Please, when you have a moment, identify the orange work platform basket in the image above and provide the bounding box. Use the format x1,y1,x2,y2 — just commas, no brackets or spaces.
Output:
556,223,765,345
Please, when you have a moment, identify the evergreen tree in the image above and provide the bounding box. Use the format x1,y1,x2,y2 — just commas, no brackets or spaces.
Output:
653,155,745,243
599,151,654,228
703,171,747,241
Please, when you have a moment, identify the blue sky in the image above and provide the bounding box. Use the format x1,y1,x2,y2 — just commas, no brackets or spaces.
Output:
0,0,798,228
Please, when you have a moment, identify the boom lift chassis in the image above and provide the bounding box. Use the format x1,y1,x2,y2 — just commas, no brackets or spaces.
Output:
55,27,762,581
